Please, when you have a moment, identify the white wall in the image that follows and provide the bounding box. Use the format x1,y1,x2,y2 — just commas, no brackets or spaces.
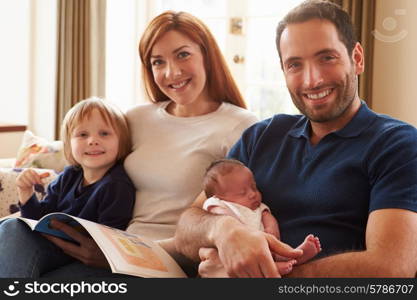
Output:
372,0,417,127
0,131,24,158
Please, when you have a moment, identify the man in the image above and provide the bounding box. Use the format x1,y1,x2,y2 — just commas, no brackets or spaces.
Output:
174,0,417,277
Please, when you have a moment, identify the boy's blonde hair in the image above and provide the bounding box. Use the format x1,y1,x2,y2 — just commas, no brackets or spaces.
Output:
61,97,132,166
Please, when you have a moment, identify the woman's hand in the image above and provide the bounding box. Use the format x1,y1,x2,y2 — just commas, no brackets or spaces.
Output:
198,247,229,277
42,219,110,269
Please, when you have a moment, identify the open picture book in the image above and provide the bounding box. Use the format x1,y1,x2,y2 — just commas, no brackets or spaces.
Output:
2,213,187,278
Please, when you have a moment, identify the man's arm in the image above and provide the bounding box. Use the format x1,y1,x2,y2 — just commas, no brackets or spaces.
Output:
174,192,303,277
287,208,417,277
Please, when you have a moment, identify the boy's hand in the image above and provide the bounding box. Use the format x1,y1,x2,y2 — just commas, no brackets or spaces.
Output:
16,169,49,205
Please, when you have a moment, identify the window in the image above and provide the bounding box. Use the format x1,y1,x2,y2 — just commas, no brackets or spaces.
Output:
244,0,303,117
0,0,30,125
0,0,57,141
105,0,144,113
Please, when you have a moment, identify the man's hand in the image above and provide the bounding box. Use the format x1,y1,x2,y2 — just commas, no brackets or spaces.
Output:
213,218,302,277
42,219,109,268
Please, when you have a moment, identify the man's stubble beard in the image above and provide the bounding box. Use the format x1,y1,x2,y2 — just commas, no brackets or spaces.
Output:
289,69,358,123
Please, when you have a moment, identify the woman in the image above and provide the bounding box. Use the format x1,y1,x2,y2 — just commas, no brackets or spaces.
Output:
0,11,257,277
125,11,258,241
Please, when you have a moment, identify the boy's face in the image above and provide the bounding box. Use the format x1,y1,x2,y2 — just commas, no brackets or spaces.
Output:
215,166,262,210
71,109,119,179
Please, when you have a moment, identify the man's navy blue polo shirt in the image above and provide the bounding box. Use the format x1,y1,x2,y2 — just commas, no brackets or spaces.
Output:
228,102,417,257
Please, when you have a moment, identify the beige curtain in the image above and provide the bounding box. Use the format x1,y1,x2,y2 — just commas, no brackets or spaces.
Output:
331,0,376,108
55,0,106,139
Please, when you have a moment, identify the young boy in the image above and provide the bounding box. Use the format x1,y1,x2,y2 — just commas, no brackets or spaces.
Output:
16,97,135,230
0,98,136,277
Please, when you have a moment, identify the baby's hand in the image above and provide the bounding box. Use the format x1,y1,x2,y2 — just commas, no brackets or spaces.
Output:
16,169,49,205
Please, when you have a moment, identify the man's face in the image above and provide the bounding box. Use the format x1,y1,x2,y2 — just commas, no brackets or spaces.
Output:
280,19,364,123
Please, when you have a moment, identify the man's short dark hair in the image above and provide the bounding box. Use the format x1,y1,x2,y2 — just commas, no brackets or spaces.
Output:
203,159,245,198
276,0,357,66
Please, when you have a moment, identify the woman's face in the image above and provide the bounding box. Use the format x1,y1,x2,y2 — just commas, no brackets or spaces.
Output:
150,30,210,107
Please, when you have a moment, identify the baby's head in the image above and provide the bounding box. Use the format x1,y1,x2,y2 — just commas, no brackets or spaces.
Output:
61,97,132,167
203,159,262,210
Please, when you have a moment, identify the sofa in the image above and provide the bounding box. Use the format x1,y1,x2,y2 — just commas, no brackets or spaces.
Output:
0,131,68,218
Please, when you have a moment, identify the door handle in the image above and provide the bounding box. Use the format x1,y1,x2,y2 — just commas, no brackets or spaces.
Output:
233,55,245,64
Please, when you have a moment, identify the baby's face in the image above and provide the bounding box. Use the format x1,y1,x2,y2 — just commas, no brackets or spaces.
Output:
216,166,262,210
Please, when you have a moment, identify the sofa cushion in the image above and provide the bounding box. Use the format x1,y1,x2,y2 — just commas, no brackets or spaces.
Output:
0,168,58,218
14,131,68,173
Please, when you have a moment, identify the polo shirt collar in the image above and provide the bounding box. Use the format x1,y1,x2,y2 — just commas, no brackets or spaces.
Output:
288,116,310,138
289,101,377,139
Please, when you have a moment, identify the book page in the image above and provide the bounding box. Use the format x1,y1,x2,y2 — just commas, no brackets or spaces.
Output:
0,214,37,230
99,226,168,272
72,217,187,278
17,217,37,230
